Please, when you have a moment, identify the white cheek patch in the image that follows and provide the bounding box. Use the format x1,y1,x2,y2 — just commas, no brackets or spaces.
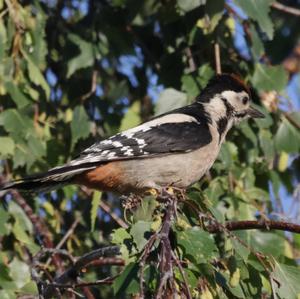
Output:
221,90,249,110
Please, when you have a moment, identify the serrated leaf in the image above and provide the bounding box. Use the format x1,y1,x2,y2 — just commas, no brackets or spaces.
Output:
130,221,152,251
249,24,264,59
232,0,275,39
27,134,46,159
0,109,34,135
12,220,39,254
272,262,300,299
275,119,300,153
9,258,30,289
155,88,188,116
0,137,15,157
71,106,90,148
8,201,32,233
252,64,288,92
5,82,30,108
177,227,217,263
67,34,95,78
111,228,131,245
91,191,101,231
22,51,50,99
0,207,10,236
113,262,139,295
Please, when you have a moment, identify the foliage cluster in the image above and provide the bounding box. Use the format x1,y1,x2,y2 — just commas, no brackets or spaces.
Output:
0,0,300,298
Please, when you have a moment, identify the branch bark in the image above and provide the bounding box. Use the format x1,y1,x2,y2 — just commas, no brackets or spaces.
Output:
272,2,300,16
207,219,300,234
42,246,120,298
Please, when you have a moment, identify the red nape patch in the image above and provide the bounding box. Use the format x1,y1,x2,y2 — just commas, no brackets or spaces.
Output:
229,73,251,95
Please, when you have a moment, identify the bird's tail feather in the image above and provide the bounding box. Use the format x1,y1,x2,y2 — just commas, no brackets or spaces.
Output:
0,163,97,193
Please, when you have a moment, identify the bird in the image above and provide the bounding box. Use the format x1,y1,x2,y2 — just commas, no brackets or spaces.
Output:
0,73,264,195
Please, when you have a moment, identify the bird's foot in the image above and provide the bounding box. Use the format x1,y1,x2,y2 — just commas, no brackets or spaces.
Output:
121,193,142,211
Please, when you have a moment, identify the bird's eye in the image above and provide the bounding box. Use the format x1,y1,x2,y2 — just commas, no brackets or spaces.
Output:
242,96,249,105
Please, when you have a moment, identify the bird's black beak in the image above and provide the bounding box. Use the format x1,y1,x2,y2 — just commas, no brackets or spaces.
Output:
246,106,265,118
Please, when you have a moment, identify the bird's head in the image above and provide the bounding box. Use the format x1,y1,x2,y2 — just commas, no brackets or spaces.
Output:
198,74,264,125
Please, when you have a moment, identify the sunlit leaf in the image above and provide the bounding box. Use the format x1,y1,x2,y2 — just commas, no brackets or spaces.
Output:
71,106,90,148
91,191,101,231
233,0,275,39
177,227,217,263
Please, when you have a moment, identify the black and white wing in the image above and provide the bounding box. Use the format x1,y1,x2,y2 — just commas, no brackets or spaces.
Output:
0,107,212,192
69,111,212,166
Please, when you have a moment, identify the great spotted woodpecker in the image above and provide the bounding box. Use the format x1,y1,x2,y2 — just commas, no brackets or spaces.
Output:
1,74,264,194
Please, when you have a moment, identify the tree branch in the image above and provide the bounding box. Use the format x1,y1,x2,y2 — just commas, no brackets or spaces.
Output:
42,246,120,298
272,2,300,17
207,220,300,234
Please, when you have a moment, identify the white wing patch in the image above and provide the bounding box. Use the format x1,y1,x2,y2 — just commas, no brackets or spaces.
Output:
68,113,199,166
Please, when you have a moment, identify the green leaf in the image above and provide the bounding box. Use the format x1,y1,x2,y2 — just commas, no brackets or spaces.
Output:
177,0,206,12
22,50,50,99
120,102,141,131
27,134,46,159
130,221,152,251
5,82,30,108
249,24,264,60
132,196,158,222
0,207,10,236
12,220,40,254
111,228,131,245
196,0,224,34
232,239,250,261
272,262,300,299
0,290,15,299
113,262,139,295
259,129,275,160
0,19,7,63
181,75,200,98
0,137,15,157
91,191,101,231
252,64,288,92
0,109,34,135
155,88,188,116
235,231,285,258
71,106,90,148
9,258,31,289
177,227,217,263
275,119,300,153
232,0,275,39
67,34,95,78
8,201,33,233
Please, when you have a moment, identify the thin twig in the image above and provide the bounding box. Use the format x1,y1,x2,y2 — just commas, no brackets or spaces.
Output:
100,201,129,229
283,112,300,130
45,218,80,267
185,47,197,72
171,250,192,299
56,218,80,250
42,275,116,289
80,70,98,102
272,2,300,16
214,43,221,74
